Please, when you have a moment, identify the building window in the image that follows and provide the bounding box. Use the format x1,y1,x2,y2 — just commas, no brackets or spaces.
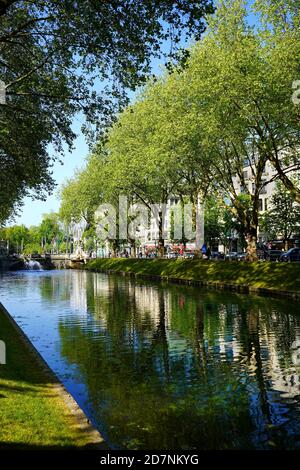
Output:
260,180,267,195
264,198,268,211
258,199,263,211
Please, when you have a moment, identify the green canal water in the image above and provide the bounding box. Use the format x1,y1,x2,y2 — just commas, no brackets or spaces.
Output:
1,269,300,450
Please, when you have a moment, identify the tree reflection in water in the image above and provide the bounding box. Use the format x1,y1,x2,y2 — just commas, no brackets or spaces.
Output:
54,273,300,450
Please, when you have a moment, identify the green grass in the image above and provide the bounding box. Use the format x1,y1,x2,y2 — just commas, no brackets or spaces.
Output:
0,305,99,450
86,258,300,295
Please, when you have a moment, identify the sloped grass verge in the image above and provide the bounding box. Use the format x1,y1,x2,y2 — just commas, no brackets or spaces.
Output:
0,303,104,450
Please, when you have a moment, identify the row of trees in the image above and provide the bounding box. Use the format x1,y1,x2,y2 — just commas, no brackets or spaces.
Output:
59,0,300,260
0,213,66,255
2,182,299,257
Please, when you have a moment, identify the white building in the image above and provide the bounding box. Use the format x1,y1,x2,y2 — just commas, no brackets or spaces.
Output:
137,196,199,254
233,161,277,215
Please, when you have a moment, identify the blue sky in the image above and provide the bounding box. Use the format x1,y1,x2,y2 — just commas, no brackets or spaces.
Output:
12,0,257,227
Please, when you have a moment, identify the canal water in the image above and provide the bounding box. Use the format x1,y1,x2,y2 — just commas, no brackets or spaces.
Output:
1,269,300,450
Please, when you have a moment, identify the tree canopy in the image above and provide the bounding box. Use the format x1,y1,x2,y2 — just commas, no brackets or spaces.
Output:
0,0,215,223
0,212,64,254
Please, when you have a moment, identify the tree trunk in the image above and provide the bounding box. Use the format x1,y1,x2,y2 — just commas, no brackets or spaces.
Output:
111,240,118,258
196,193,204,251
129,239,136,258
245,228,258,262
158,211,165,258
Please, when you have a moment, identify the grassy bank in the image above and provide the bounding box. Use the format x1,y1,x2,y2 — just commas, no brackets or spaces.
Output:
0,303,103,450
86,258,300,296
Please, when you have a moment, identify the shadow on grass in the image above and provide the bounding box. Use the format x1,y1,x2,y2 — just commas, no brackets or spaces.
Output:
0,381,55,394
0,305,107,451
0,441,105,450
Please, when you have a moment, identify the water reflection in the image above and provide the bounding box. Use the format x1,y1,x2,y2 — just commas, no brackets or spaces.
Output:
1,270,300,449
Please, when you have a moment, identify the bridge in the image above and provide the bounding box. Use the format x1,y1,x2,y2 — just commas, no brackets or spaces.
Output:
45,254,88,270
0,254,89,271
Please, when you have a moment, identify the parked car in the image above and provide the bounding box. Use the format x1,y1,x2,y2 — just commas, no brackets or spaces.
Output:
257,243,269,260
183,252,195,259
236,252,247,261
266,250,282,262
166,252,179,259
225,252,238,261
211,251,225,260
280,248,300,262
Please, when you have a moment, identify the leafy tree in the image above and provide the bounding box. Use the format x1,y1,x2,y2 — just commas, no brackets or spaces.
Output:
204,197,247,251
27,225,42,245
252,0,300,203
59,178,82,225
22,242,43,256
60,145,114,225
0,214,69,254
204,197,225,247
0,0,214,223
0,224,29,253
39,212,63,250
59,150,112,253
173,0,300,259
260,182,300,249
106,82,187,257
